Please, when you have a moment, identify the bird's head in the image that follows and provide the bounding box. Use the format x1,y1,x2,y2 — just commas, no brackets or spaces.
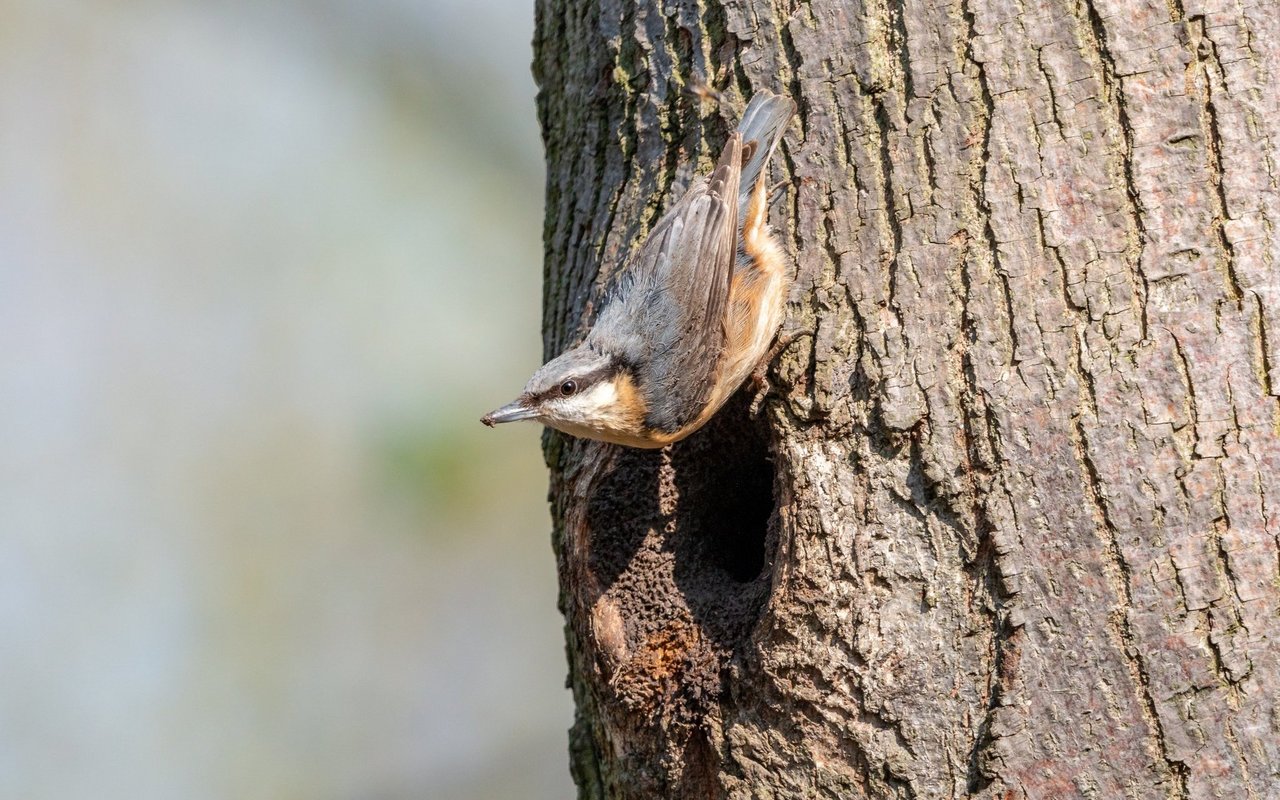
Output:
481,346,648,445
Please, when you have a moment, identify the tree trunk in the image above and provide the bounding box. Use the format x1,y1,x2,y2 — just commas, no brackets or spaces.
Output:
531,0,1280,797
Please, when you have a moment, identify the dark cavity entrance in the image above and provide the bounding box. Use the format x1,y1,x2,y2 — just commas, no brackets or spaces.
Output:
581,391,779,656
669,393,775,586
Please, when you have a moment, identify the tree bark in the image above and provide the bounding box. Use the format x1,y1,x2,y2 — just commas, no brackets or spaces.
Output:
532,0,1280,797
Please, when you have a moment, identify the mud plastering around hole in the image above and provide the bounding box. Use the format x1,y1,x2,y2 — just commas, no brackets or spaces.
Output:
583,391,778,651
579,392,779,784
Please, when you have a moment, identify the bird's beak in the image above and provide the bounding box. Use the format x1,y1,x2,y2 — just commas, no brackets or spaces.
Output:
481,398,539,427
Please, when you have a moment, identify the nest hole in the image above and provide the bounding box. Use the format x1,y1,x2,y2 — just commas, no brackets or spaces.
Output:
581,392,778,656
577,392,779,766
669,395,775,586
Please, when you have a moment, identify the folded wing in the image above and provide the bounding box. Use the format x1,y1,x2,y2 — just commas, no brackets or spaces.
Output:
592,134,743,434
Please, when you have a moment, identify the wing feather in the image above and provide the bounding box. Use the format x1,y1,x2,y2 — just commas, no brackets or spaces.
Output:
593,134,743,433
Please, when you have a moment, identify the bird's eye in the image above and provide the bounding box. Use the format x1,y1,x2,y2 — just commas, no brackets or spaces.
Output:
560,380,578,396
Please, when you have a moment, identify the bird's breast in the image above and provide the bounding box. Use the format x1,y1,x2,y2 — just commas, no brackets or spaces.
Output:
715,238,790,405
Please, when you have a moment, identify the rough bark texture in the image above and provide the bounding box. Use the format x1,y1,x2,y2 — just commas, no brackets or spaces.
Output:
532,0,1280,797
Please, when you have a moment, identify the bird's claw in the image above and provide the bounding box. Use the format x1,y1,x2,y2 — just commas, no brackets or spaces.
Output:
767,180,789,212
747,329,811,416
749,368,772,416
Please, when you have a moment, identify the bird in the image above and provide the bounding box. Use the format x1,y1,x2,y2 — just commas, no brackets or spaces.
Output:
482,90,796,448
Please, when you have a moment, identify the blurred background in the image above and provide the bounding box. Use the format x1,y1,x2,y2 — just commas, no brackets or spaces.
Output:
0,1,571,798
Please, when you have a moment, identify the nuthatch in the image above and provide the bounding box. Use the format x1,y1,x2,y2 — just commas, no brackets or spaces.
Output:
482,90,796,448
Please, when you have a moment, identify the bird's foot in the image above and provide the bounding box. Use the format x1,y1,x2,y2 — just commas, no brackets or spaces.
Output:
767,180,790,212
749,366,772,417
748,329,810,416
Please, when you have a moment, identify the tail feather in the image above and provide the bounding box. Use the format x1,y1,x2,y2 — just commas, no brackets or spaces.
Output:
735,90,796,202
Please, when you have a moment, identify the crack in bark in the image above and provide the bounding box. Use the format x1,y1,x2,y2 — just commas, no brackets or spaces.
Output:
1167,330,1202,460
653,1,715,233
960,21,1021,375
954,4,1025,794
871,95,909,344
1036,47,1066,134
776,13,808,139
1070,411,1191,798
598,0,647,287
1220,717,1259,800
1186,14,1245,307
963,525,1012,795
1252,292,1279,398
1077,0,1151,345
886,0,914,102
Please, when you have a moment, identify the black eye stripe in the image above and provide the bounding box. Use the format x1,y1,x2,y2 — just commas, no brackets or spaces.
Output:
539,358,625,402
576,363,621,386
